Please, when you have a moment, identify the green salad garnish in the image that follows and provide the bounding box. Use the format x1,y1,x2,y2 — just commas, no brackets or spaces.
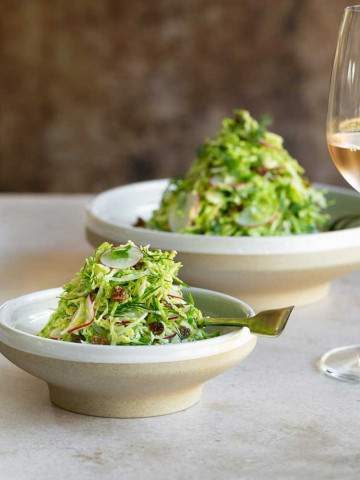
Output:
39,242,212,345
147,110,328,236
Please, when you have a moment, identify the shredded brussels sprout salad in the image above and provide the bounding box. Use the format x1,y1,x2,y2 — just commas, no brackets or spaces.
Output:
39,242,214,345
147,110,329,236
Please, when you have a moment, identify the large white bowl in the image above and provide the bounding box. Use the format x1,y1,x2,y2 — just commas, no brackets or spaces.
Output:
86,179,360,309
0,287,256,418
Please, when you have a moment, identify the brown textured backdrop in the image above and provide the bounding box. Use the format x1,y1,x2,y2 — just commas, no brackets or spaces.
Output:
0,0,354,193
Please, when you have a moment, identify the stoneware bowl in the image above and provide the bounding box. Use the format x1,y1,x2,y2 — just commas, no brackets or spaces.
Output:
0,287,256,418
86,179,360,310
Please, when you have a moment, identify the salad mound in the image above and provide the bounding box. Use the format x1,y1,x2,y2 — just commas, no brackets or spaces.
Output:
39,242,211,345
147,110,328,236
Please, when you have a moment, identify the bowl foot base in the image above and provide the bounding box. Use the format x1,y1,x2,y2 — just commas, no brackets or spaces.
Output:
48,384,203,418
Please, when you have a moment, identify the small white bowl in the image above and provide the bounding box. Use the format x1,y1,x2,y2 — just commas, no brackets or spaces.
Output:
0,287,256,418
86,179,360,309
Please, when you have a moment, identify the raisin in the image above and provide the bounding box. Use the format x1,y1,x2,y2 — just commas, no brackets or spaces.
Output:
111,286,127,302
149,321,164,335
256,166,269,176
134,217,146,228
179,326,191,339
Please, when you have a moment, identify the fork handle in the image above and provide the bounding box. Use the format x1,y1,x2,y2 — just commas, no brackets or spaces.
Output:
203,317,252,328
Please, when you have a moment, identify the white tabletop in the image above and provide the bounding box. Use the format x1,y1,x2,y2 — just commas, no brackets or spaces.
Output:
0,194,359,480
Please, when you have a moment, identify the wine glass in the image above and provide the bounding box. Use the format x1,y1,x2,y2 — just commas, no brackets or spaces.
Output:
319,5,360,382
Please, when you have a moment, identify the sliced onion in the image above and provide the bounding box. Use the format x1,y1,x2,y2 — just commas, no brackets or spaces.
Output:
63,295,94,334
169,285,183,298
164,332,177,340
168,287,186,304
100,244,143,269
49,328,62,340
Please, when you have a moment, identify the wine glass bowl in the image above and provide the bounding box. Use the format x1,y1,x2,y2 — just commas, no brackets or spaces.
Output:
328,130,360,192
319,5,360,382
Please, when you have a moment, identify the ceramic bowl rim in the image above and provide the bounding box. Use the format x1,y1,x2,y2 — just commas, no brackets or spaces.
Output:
0,287,256,364
86,179,360,255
